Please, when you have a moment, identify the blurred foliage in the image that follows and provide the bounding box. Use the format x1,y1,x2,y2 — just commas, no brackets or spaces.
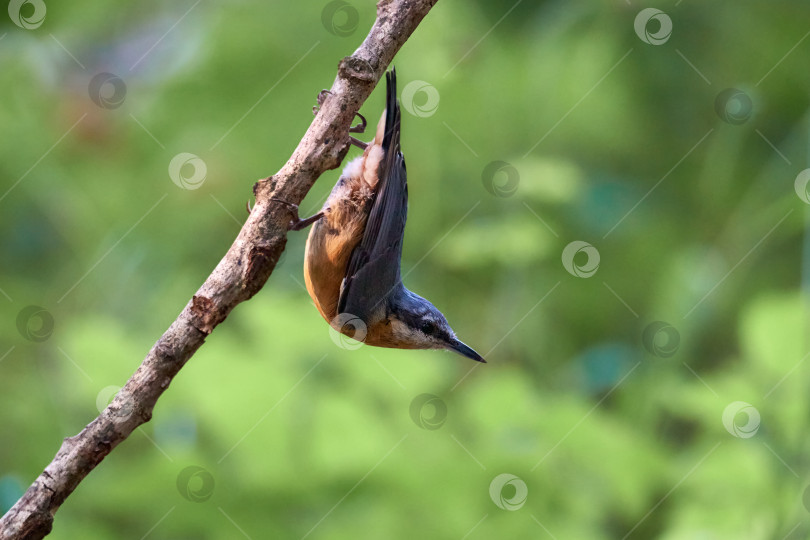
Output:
2,0,810,538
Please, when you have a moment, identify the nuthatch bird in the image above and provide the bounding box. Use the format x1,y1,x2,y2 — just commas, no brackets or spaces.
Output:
296,70,484,362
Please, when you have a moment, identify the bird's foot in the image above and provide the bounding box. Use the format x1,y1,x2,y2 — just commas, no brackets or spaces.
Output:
270,198,324,231
348,111,367,149
348,111,366,134
313,90,368,150
349,136,367,150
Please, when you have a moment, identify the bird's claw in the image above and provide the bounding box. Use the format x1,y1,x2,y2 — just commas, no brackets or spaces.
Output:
313,89,367,149
348,112,366,134
313,90,332,115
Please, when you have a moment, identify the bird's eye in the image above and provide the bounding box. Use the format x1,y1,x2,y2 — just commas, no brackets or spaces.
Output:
420,320,436,335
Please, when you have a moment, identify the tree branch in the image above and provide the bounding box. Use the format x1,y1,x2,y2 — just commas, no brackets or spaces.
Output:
0,1,438,537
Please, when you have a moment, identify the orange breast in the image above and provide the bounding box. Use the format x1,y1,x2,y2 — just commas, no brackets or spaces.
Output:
303,205,365,322
304,222,404,348
303,147,382,322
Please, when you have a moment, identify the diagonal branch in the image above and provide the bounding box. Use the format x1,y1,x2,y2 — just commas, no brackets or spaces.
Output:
0,1,438,538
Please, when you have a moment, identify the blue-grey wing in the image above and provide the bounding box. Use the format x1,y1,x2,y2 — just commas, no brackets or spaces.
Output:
338,70,406,322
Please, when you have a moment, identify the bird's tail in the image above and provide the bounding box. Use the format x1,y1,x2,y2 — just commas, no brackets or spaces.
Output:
381,68,400,154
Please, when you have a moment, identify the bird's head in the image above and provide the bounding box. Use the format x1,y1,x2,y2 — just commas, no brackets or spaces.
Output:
390,291,485,363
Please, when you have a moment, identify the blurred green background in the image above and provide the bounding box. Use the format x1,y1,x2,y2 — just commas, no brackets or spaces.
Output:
2,0,810,538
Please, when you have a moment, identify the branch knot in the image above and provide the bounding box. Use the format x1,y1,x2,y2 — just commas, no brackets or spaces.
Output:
190,295,225,335
338,56,375,83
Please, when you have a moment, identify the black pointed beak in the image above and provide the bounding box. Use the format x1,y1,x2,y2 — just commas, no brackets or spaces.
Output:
447,339,486,363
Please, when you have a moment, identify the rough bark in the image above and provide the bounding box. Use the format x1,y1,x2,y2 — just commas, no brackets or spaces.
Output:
0,1,438,537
